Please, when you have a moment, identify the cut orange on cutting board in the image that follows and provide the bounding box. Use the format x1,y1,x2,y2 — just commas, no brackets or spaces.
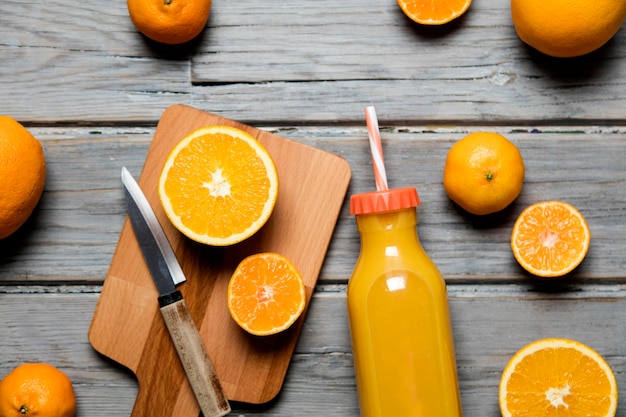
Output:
227,252,306,336
159,125,279,246
511,201,590,277
397,0,472,25
499,338,618,417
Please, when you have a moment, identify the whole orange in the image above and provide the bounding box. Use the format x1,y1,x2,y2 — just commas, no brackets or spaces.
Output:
0,363,76,417
127,0,212,45
443,132,525,216
511,0,626,58
0,116,46,240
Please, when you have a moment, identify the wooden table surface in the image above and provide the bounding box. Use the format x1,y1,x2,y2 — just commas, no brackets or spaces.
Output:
1,0,626,415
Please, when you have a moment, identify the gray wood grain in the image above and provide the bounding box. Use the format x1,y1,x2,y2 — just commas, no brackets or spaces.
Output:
0,0,625,122
1,0,626,415
1,286,626,416
1,126,623,282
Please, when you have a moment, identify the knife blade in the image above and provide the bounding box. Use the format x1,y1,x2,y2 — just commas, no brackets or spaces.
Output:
121,167,231,417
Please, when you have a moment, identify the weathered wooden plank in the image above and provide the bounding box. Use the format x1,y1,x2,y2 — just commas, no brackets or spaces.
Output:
1,285,626,416
195,0,624,84
0,129,152,281
0,48,189,122
190,0,626,123
0,0,190,122
0,0,625,123
0,126,624,282
0,1,623,416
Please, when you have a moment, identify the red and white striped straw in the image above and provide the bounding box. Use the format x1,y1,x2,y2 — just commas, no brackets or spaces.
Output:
365,106,388,191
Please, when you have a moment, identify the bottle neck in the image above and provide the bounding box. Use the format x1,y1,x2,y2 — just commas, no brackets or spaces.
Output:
356,208,420,245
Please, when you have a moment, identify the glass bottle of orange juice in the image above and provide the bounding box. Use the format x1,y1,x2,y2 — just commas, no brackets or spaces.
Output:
347,107,462,417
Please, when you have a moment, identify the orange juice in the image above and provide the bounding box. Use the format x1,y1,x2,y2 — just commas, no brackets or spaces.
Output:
348,187,462,417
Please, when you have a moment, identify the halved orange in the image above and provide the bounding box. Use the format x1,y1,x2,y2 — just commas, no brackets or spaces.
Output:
511,201,590,277
158,126,279,246
227,252,306,336
397,0,472,25
499,338,618,417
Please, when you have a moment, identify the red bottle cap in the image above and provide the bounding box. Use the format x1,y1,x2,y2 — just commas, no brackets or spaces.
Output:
350,187,420,215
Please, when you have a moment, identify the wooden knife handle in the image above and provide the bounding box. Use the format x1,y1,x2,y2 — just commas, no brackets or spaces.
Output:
159,294,231,417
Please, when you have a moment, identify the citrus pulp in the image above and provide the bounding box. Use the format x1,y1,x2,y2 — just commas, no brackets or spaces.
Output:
499,338,617,417
227,252,306,336
511,200,590,277
398,0,472,24
159,125,279,246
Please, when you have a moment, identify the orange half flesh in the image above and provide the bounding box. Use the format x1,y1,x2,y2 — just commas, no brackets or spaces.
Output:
511,201,590,277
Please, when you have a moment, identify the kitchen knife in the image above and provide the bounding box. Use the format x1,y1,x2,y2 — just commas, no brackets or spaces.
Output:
121,167,231,417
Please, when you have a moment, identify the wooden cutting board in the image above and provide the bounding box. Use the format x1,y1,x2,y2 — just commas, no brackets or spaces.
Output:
88,104,352,415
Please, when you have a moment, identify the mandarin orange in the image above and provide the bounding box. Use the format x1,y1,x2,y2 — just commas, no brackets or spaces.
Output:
443,132,524,216
0,116,46,239
511,0,626,57
511,201,590,277
127,0,212,44
227,253,306,336
398,0,471,25
0,363,76,417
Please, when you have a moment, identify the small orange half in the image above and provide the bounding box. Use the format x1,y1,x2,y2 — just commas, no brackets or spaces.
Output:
398,0,472,25
227,252,306,336
499,338,618,417
511,201,590,277
159,126,279,246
